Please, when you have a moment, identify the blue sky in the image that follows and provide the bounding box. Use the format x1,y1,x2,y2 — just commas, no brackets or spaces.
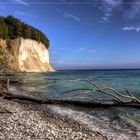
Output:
0,0,140,69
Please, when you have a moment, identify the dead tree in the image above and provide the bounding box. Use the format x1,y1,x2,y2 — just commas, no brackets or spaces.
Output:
0,74,140,108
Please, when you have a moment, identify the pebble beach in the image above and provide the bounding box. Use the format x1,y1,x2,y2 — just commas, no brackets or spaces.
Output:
0,98,107,140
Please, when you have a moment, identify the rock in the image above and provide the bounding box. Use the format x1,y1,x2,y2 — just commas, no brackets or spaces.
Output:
0,38,55,72
0,99,107,140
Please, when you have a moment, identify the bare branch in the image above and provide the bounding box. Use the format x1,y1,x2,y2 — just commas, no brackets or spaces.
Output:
125,88,134,97
54,96,119,102
98,87,140,103
61,88,93,95
0,73,140,108
82,79,100,89
96,89,125,102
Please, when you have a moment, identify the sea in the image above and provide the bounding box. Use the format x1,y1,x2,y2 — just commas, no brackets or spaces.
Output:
9,69,140,140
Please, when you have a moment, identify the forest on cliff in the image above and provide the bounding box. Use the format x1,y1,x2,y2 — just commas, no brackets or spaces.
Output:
0,16,49,48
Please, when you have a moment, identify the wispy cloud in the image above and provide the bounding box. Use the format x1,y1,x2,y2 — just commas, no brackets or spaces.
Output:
63,12,80,22
14,0,28,6
76,47,96,53
97,0,140,23
99,0,122,23
54,7,61,12
123,0,140,19
51,60,66,65
122,26,140,32
76,47,86,52
87,49,96,54
52,60,96,67
54,7,80,22
54,47,96,54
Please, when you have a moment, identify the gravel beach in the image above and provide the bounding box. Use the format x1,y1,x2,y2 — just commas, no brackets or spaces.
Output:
0,98,107,140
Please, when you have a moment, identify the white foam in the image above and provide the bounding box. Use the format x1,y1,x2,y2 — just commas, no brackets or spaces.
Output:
47,105,140,140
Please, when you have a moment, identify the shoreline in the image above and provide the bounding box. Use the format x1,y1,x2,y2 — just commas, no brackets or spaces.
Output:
0,98,107,140
1,71,139,140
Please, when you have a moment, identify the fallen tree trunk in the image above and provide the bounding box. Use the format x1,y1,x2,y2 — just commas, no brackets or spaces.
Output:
2,91,140,108
0,75,140,109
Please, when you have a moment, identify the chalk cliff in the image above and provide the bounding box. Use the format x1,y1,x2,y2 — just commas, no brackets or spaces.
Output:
0,38,54,72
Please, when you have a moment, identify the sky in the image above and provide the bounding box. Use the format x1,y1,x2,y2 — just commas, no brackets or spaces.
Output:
0,0,140,70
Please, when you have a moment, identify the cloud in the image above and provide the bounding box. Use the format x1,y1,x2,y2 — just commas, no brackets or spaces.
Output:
51,60,95,67
52,47,96,56
87,49,96,53
76,47,96,53
54,7,80,22
14,0,28,6
99,0,140,22
99,0,122,23
51,60,66,65
54,7,61,12
63,12,80,22
97,0,140,22
55,47,96,54
102,0,121,6
76,47,86,52
123,0,140,19
122,26,140,32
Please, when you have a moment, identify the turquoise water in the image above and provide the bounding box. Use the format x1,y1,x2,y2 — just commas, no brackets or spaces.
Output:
9,70,140,140
10,69,140,98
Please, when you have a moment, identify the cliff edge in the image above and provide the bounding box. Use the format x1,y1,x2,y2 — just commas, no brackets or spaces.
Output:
0,38,55,72
0,16,55,72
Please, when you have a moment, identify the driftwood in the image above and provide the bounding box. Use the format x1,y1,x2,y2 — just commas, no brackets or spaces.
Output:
0,74,140,108
0,78,23,85
3,92,140,108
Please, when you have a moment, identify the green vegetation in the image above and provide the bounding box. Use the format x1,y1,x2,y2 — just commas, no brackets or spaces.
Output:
0,16,49,48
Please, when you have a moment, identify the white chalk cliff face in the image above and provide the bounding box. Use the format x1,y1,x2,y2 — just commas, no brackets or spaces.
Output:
0,38,54,72
18,38,54,72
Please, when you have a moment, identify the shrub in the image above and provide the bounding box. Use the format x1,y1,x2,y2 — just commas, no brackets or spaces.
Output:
0,15,49,48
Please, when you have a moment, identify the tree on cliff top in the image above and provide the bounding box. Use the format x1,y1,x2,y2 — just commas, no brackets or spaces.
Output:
0,16,8,39
0,16,49,48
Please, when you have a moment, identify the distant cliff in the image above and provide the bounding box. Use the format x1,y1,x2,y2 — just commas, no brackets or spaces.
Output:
0,38,54,72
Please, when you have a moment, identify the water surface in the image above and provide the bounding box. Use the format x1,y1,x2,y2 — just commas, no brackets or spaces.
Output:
9,69,140,140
